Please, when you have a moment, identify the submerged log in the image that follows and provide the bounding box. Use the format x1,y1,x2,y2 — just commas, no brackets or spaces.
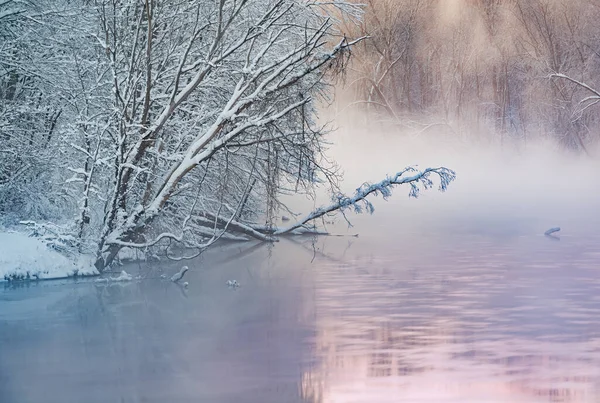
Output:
544,227,561,236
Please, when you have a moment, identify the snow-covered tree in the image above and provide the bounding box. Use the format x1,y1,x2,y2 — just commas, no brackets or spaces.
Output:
83,0,366,269
0,0,74,223
1,0,457,272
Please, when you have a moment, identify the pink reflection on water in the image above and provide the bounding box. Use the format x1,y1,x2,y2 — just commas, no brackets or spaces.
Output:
299,233,600,403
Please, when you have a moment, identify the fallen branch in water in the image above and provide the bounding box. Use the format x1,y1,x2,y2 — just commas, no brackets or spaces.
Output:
544,227,561,236
270,166,456,236
113,166,455,262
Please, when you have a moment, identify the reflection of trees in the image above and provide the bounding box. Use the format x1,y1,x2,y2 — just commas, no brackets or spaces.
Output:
65,240,321,401
305,318,598,402
9,239,599,402
298,243,600,403
300,371,325,403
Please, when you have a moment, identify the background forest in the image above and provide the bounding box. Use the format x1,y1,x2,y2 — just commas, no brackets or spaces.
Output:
339,0,600,152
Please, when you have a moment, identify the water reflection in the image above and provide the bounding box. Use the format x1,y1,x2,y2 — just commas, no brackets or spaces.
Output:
300,232,600,403
1,228,600,402
0,242,317,403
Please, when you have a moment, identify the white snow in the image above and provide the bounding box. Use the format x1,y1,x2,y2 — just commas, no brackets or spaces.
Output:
170,266,189,282
111,270,133,281
116,247,147,262
0,231,98,281
94,270,134,283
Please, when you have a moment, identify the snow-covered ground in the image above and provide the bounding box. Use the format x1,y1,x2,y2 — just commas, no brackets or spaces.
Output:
0,231,98,281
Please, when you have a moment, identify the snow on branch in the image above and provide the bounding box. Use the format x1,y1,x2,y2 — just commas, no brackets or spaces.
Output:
550,73,600,99
273,166,456,235
550,73,600,126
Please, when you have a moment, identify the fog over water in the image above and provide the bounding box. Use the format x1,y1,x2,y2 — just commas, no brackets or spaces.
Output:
2,125,600,403
302,117,600,240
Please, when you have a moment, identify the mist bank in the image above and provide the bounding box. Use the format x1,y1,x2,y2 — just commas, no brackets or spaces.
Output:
291,117,600,240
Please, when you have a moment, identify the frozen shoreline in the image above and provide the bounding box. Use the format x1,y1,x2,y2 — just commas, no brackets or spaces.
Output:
0,232,98,281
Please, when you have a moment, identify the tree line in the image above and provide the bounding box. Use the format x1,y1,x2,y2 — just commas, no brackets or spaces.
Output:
339,0,600,151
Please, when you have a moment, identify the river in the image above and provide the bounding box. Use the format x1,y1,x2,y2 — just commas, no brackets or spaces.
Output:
2,136,600,402
2,217,600,402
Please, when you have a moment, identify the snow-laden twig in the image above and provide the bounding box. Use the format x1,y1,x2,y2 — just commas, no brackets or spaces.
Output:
550,74,600,99
550,74,600,126
170,265,189,282
273,166,456,235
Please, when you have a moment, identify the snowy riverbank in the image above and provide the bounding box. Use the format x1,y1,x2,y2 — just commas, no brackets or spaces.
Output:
0,232,98,281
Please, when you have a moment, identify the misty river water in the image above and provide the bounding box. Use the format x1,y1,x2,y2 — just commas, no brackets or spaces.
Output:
2,134,600,402
2,217,600,403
